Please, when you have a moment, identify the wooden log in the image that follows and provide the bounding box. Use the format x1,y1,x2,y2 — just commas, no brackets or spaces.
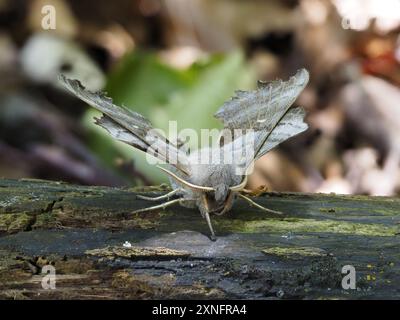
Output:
0,178,399,299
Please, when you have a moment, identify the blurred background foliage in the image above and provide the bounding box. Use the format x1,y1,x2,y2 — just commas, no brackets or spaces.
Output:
0,0,400,196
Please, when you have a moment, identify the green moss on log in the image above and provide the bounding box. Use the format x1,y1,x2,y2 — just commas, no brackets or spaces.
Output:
0,213,35,233
216,217,398,236
262,246,327,258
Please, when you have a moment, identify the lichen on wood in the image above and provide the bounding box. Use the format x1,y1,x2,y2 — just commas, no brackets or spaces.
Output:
85,246,191,260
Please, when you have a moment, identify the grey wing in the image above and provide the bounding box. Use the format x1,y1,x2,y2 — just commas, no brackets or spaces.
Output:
59,75,190,176
215,69,309,172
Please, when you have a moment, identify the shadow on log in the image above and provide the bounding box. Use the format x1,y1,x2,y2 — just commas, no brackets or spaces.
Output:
0,178,399,299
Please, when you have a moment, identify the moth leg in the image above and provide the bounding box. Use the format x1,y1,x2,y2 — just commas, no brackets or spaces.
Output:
200,193,217,241
131,198,188,214
137,189,181,201
204,211,216,241
237,193,282,215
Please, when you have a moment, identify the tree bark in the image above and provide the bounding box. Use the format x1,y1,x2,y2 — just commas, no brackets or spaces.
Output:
0,178,399,299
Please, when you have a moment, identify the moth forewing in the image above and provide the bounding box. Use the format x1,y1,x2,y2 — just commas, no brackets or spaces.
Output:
58,75,191,176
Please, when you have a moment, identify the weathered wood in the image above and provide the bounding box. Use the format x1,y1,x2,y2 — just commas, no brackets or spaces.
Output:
0,178,399,299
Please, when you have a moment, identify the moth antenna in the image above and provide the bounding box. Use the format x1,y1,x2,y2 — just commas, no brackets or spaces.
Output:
237,193,282,215
156,165,215,192
137,188,181,201
229,175,248,192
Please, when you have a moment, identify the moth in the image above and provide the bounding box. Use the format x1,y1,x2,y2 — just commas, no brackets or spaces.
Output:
59,68,309,240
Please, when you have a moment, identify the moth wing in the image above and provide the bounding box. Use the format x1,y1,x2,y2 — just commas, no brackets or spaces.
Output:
59,75,190,176
215,69,309,178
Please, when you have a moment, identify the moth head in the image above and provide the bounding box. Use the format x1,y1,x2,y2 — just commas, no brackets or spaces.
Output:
200,188,233,215
157,165,233,214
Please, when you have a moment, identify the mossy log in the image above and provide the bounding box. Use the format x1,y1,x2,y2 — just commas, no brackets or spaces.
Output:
0,178,399,299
